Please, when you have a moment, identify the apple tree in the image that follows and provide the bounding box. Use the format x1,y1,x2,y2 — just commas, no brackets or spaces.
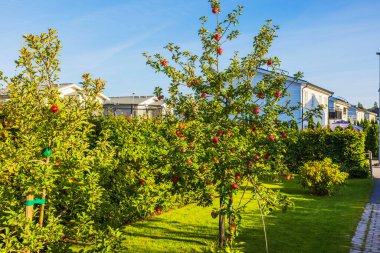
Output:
0,29,122,252
144,0,298,250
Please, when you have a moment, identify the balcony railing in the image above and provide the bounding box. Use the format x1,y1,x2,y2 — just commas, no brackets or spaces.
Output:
329,111,343,119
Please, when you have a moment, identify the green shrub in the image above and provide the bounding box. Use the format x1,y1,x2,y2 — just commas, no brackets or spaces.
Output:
299,158,349,195
285,128,369,178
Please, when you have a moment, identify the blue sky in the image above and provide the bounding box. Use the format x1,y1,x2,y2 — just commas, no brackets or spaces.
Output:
0,0,379,108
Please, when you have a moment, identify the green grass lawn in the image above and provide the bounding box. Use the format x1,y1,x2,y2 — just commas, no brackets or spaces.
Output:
121,178,373,253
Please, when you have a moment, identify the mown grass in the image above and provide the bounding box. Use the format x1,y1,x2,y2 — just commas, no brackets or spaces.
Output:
121,178,373,253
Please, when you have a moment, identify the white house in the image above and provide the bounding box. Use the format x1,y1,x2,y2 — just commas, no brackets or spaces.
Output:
253,68,333,129
365,111,377,122
328,97,350,123
0,83,109,104
348,105,366,123
58,83,109,104
103,96,165,118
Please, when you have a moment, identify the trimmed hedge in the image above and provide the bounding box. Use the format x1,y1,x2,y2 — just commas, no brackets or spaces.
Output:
286,128,369,178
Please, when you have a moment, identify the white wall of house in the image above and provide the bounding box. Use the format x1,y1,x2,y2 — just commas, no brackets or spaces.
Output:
302,85,330,128
252,70,333,129
366,112,377,121
252,71,302,128
357,110,365,122
349,106,366,123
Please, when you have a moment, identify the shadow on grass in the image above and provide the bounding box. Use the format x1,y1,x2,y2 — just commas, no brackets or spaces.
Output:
120,178,371,253
236,179,372,253
122,217,218,252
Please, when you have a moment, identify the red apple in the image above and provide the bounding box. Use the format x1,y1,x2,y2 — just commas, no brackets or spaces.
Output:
211,210,218,218
282,132,287,138
212,7,218,13
187,159,192,165
268,135,275,141
50,105,58,113
251,126,257,133
155,207,162,213
206,180,213,185
232,183,239,190
68,177,75,183
217,131,223,136
275,92,281,98
212,137,219,144
227,131,232,137
230,225,236,231
172,175,179,183
267,60,272,65
248,160,253,167
230,148,235,153
213,157,218,163
139,178,145,185
264,154,270,159
176,130,182,137
158,95,164,100
214,33,221,41
217,47,223,55
253,107,260,114
161,60,168,66
201,92,207,98
253,154,260,160
235,173,241,180
257,92,264,99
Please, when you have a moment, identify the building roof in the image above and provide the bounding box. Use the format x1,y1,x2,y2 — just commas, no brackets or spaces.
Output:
349,105,366,112
366,111,377,116
303,82,334,95
58,83,110,100
330,96,350,107
0,83,109,101
257,68,334,95
105,96,164,106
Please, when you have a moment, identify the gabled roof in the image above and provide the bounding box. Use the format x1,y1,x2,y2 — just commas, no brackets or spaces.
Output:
0,83,109,101
257,68,333,95
349,105,366,113
302,82,334,95
330,96,350,107
58,83,110,101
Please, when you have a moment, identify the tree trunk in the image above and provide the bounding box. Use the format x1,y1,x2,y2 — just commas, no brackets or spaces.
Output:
219,195,226,248
227,193,234,245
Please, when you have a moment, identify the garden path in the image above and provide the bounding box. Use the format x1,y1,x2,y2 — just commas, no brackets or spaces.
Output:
350,165,380,253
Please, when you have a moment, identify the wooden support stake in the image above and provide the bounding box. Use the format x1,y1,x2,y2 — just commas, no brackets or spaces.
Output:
25,193,34,253
26,194,34,221
39,189,46,228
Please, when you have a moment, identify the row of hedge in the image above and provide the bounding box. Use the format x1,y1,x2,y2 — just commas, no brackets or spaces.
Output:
92,116,370,228
285,127,369,178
